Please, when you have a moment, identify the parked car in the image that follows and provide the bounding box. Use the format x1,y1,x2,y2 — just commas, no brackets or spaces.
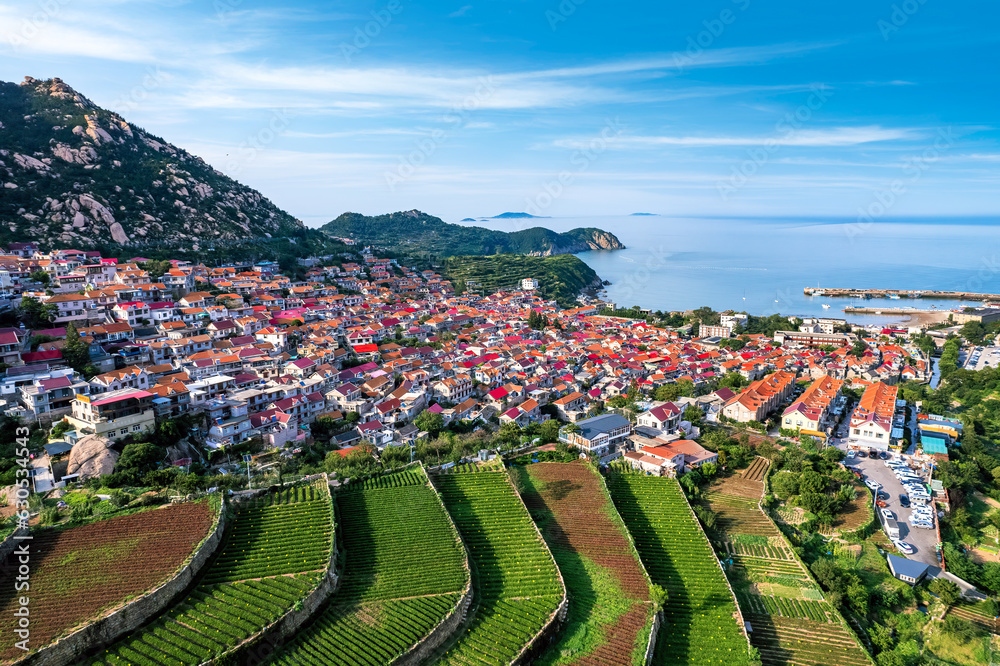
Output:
877,491,889,500
879,452,889,460
876,500,888,509
893,540,915,555
911,522,934,529
857,451,868,458
880,508,895,521
865,479,881,491
899,494,910,508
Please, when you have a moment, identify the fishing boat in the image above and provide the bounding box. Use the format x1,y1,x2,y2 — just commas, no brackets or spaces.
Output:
889,294,900,300
822,304,831,309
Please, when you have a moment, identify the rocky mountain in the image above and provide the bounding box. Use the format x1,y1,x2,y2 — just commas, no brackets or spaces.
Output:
0,77,303,248
321,209,625,256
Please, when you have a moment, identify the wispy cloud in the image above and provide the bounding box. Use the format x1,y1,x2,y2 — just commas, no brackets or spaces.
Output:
449,5,473,18
553,126,919,150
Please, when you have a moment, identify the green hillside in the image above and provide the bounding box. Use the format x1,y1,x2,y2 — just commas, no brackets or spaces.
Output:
441,253,602,306
321,210,624,257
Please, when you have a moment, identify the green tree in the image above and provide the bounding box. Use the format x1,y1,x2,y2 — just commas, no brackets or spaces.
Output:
19,296,57,329
654,380,693,402
115,442,163,484
851,340,868,358
414,409,445,437
29,270,50,285
682,404,703,426
718,372,748,390
771,472,800,498
62,322,91,373
799,470,827,494
928,578,960,607
649,583,669,610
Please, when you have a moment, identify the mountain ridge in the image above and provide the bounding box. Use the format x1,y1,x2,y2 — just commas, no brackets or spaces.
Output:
0,76,304,248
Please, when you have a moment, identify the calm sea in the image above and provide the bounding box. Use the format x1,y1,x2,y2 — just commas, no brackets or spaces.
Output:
452,216,1000,325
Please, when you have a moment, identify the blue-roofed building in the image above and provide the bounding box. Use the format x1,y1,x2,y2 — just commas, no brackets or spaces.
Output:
887,554,930,585
561,413,633,461
921,436,949,457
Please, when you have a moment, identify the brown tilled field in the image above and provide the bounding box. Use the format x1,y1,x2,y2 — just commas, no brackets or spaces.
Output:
713,474,766,499
522,462,652,665
0,500,214,660
741,457,770,483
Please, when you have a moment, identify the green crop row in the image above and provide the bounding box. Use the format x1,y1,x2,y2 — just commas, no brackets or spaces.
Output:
249,482,328,509
264,479,469,663
270,594,462,665
92,577,319,665
335,483,468,602
203,499,332,584
439,596,564,666
607,475,750,666
435,472,562,665
338,469,427,492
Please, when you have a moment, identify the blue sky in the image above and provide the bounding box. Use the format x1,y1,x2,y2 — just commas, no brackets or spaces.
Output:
1,0,998,225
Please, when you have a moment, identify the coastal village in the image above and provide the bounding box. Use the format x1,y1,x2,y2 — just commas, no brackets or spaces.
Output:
0,240,957,490
2,241,999,666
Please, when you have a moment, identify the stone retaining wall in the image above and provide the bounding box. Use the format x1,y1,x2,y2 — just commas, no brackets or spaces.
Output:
644,610,663,665
392,586,474,666
212,476,337,665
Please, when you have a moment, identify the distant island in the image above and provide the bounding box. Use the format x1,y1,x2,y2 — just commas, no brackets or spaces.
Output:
460,218,476,222
490,212,548,219
630,212,658,216
321,209,624,257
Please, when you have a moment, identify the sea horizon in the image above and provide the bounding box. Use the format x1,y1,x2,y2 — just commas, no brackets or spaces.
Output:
454,214,1000,324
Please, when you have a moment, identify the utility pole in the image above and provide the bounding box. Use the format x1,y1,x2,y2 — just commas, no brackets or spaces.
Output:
243,453,252,490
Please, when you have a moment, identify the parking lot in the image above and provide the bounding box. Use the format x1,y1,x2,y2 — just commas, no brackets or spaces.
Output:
961,345,1000,371
830,425,940,567
847,454,939,565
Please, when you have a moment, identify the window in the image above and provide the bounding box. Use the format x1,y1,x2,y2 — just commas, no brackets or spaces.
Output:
120,428,128,435
133,425,141,432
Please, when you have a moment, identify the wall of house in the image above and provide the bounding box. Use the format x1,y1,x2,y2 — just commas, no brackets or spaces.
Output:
21,498,226,666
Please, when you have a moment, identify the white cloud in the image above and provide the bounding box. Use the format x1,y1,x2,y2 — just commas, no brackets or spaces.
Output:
553,126,918,150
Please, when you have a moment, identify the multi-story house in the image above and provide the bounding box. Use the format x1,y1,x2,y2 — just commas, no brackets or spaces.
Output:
722,370,797,423
45,293,91,324
67,388,156,443
559,413,633,461
636,401,682,433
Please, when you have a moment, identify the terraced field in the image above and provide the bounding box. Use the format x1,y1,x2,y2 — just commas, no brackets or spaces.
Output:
742,615,872,666
521,462,654,666
607,474,750,666
269,467,469,665
0,499,217,661
702,476,871,666
434,470,564,665
702,490,781,538
742,457,770,482
948,600,1000,634
91,482,332,665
